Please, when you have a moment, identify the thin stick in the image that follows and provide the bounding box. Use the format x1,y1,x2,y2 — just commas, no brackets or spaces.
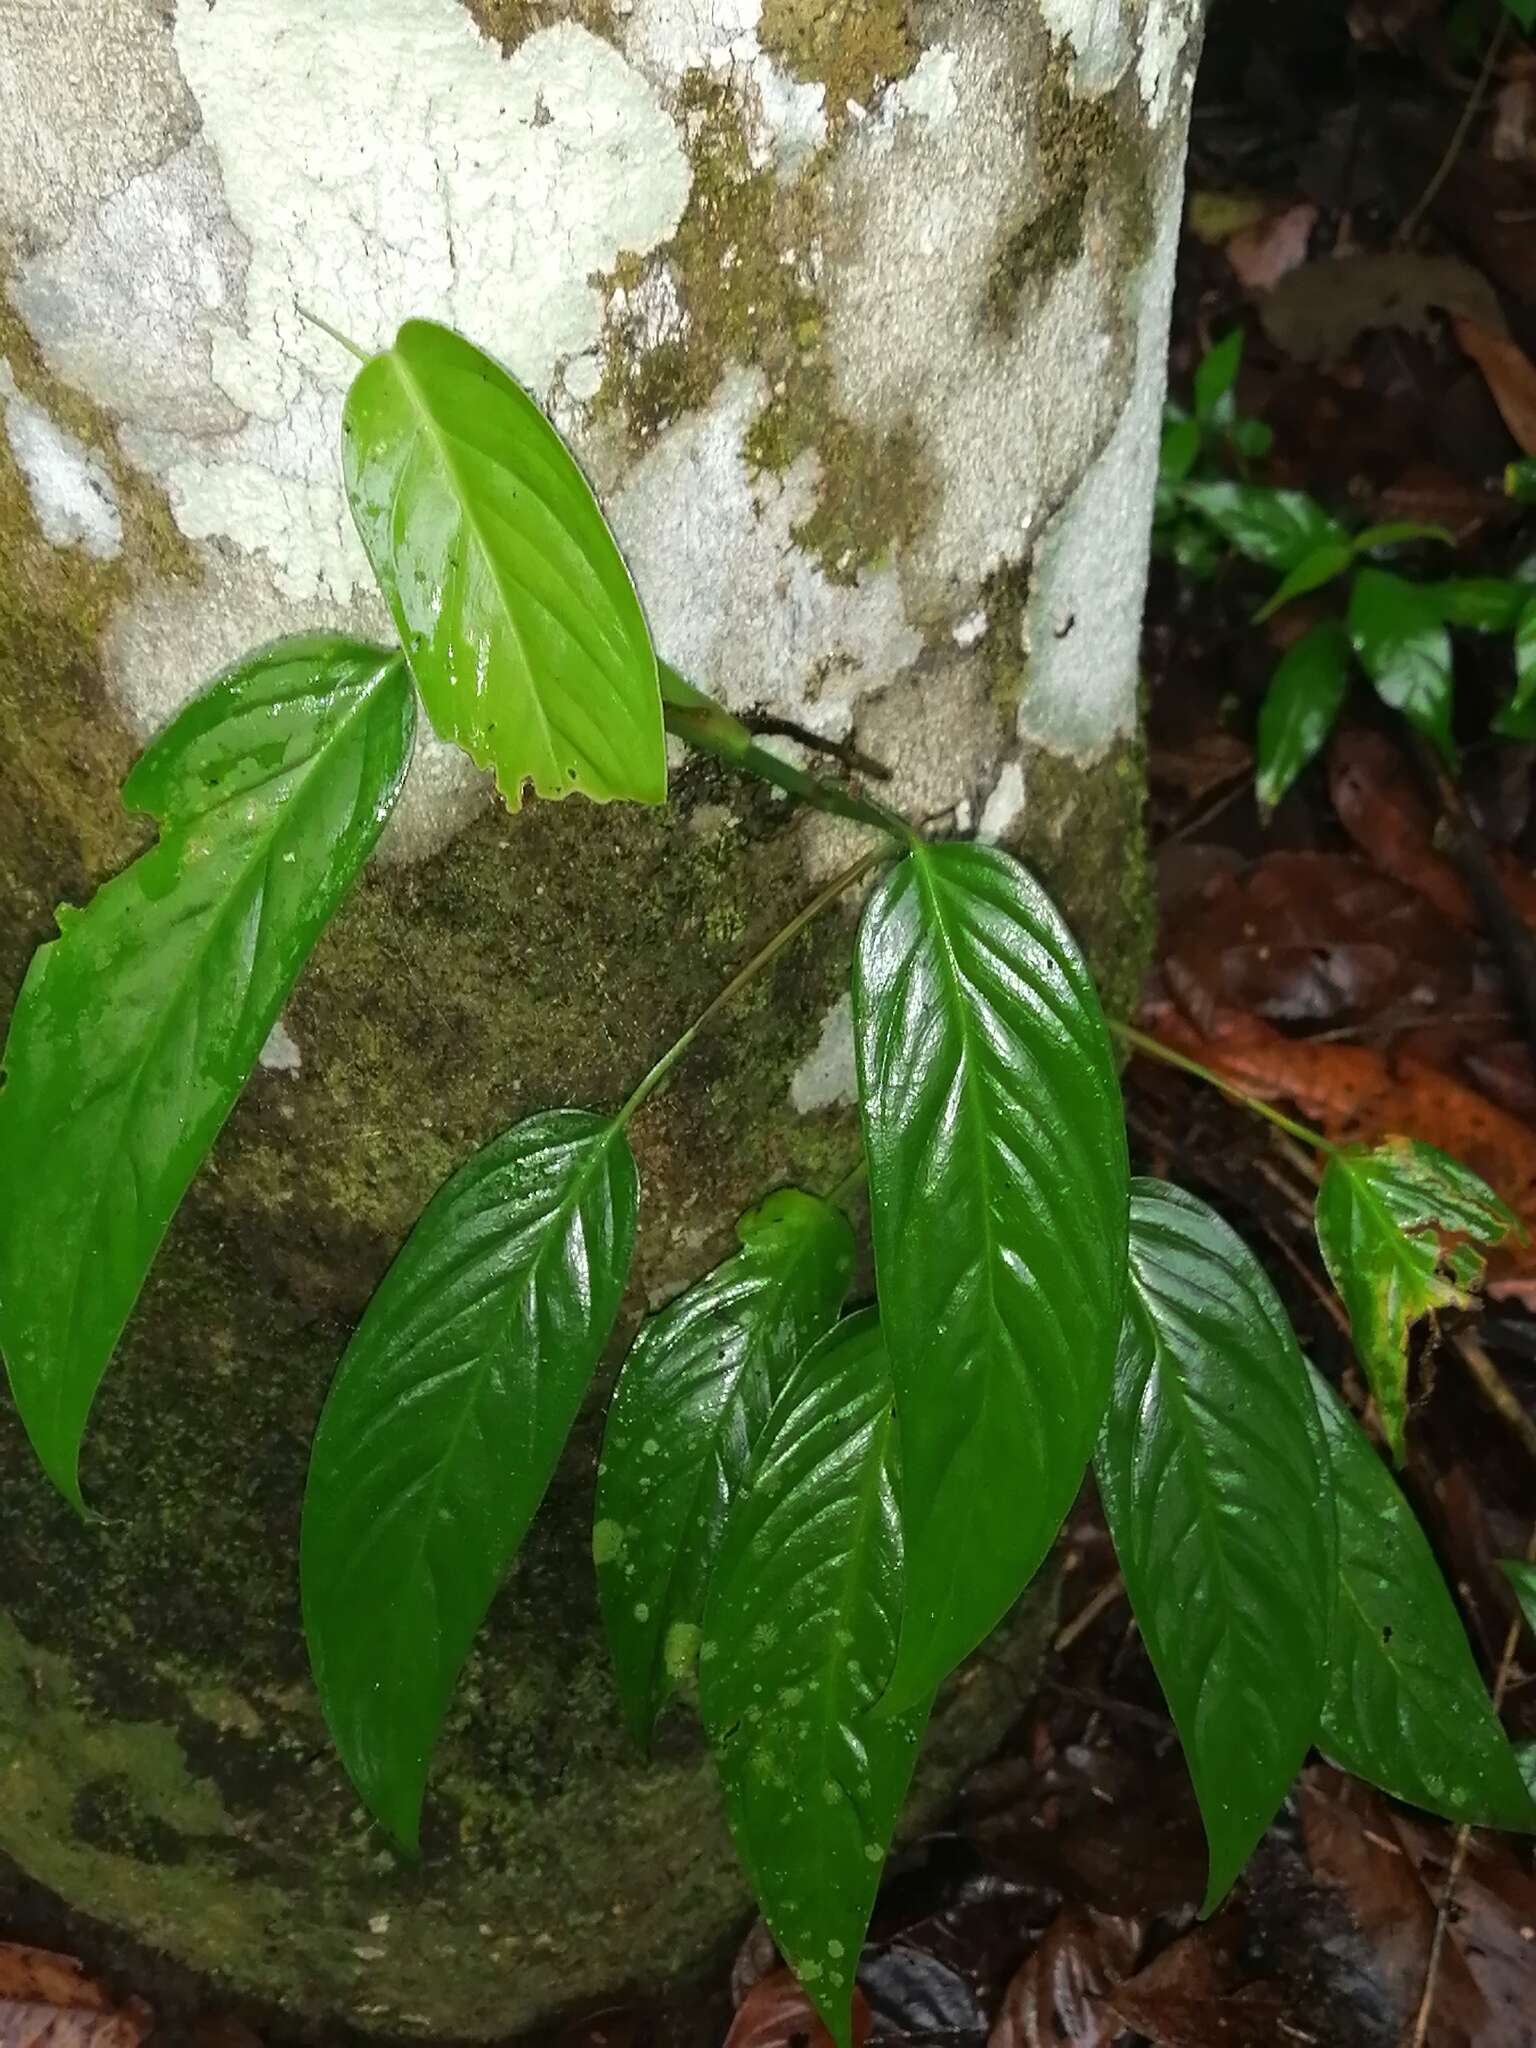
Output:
1451,1332,1536,1469
1398,14,1510,246
1406,1516,1536,2048
1053,1573,1126,1654
616,846,888,1128
294,301,370,365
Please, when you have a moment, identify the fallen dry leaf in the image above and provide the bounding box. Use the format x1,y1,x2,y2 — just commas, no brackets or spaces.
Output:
1455,317,1536,457
0,1945,150,2048
1329,728,1477,928
723,1971,869,2048
987,1909,1141,2048
1226,202,1318,294
1262,253,1505,366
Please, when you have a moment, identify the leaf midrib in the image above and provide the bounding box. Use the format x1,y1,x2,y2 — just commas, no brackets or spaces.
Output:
30,661,399,1477
387,350,561,774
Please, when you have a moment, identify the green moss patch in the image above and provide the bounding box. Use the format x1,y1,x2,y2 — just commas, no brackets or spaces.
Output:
758,0,919,121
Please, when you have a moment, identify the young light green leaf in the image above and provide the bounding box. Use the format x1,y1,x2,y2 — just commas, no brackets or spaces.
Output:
1501,1558,1536,1638
1160,410,1202,486
1424,578,1532,633
1316,1373,1535,1831
0,637,415,1512
854,842,1128,1717
1352,522,1455,556
700,1311,928,2048
1094,1180,1336,1914
1253,539,1355,622
1315,1139,1517,1462
302,1109,639,1852
1509,456,1536,503
1349,567,1457,763
1256,619,1352,811
1179,482,1349,573
1194,330,1243,428
342,318,666,811
595,1187,854,1744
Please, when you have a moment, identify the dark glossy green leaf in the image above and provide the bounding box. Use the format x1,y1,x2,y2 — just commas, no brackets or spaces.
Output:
854,841,1128,1716
1502,1558,1536,1637
1194,330,1243,428
1160,412,1202,486
1349,567,1457,764
1094,1180,1335,1913
700,1311,927,2048
302,1109,639,1851
342,318,665,811
1179,482,1349,573
1353,522,1454,555
1505,597,1536,726
1315,1140,1516,1462
1253,540,1354,622
595,1187,854,1743
1255,620,1352,811
1316,1373,1535,1830
1424,578,1532,633
0,637,414,1511
1502,0,1535,32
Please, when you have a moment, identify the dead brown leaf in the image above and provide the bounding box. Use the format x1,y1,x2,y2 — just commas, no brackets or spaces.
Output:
987,1909,1141,2048
723,1972,869,2048
1329,728,1478,928
1262,254,1506,366
0,1945,150,2048
1226,203,1318,294
1455,317,1536,456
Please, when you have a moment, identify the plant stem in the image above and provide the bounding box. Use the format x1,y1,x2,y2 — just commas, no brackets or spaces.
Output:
295,302,371,365
1398,12,1509,246
1112,1021,1336,1155
659,664,913,843
617,846,890,1129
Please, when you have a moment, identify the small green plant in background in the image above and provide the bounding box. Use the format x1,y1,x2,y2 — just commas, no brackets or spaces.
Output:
1158,330,1536,808
3,313,1536,2048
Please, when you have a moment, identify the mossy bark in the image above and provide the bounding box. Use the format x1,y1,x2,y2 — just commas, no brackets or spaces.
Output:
0,0,1197,2033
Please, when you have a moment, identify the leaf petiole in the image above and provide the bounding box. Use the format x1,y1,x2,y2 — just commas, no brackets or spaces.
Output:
294,302,371,364
616,845,891,1130
1112,1020,1337,1155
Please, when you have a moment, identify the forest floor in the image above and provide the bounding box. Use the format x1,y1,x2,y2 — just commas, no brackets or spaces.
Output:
8,3,1536,2046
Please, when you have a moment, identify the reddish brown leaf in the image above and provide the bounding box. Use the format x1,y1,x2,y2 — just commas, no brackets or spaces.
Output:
987,1909,1142,2048
1300,1767,1536,2046
1226,203,1318,293
724,1972,870,2048
1329,729,1477,928
0,1945,150,2048
1455,318,1536,457
1161,851,1470,1029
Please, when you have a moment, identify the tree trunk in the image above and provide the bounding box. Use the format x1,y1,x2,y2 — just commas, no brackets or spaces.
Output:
0,0,1201,2034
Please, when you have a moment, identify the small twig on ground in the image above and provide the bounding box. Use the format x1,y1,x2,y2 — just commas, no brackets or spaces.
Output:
1053,1574,1126,1655
1450,1331,1536,1469
1407,1516,1536,2048
1398,13,1511,246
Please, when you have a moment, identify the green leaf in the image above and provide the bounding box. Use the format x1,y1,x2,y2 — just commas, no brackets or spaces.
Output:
1508,456,1536,503
0,638,415,1511
1316,1373,1535,1830
1425,577,1533,633
1253,540,1355,622
700,1311,927,2048
1501,1558,1536,1638
853,841,1128,1716
1349,567,1457,764
1502,0,1536,31
302,1109,639,1851
1170,519,1226,580
1352,522,1455,556
1094,1180,1335,1914
1179,482,1349,573
1502,596,1536,728
1194,330,1243,428
1255,619,1352,811
1230,415,1274,461
342,317,665,811
595,1187,854,1744
1315,1139,1516,1462
1160,411,1202,486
